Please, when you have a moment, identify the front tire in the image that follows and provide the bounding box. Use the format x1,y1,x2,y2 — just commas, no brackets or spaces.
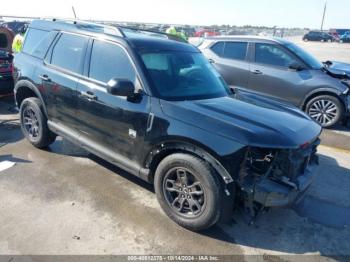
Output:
154,153,222,231
305,95,344,128
20,97,56,148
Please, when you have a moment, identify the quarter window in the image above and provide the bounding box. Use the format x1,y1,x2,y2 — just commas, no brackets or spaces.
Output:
89,40,136,83
255,43,298,67
50,33,87,73
22,28,57,59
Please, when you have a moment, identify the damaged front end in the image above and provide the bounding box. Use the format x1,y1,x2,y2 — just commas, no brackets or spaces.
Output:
237,139,320,220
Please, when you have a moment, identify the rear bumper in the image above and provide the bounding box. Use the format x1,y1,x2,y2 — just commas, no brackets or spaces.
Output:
253,163,317,207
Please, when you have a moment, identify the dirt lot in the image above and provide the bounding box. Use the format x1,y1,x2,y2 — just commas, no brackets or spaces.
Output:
0,95,350,260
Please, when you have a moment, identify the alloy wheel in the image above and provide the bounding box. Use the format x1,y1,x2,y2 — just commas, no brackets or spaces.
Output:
23,107,40,139
163,167,206,218
308,99,339,126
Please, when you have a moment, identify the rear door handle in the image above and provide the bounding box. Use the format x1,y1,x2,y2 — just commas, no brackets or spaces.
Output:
39,74,51,81
252,70,263,75
208,58,216,64
80,91,97,101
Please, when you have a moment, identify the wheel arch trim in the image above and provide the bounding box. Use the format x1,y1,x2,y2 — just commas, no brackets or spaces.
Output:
301,87,345,110
144,141,235,185
14,79,48,117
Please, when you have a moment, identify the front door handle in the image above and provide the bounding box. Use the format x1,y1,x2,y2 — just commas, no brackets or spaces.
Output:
252,70,263,75
208,58,216,64
80,91,97,101
39,74,51,81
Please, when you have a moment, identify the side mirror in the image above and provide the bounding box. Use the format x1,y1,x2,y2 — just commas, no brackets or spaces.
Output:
107,78,135,97
289,62,305,71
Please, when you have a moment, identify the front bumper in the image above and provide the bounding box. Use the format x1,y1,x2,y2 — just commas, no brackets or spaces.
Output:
253,163,317,207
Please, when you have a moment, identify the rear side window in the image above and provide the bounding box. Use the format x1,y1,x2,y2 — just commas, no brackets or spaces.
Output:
210,42,224,56
223,42,247,60
50,33,87,74
22,28,56,59
89,40,136,83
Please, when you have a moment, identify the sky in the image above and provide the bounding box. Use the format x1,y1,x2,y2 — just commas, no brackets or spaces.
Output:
1,0,349,29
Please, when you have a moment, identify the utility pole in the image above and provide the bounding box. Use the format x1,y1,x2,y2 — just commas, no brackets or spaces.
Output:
320,0,327,31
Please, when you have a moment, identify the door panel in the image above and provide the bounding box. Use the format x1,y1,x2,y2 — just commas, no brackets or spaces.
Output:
40,32,88,129
76,80,150,162
76,39,150,163
207,41,250,89
248,43,311,106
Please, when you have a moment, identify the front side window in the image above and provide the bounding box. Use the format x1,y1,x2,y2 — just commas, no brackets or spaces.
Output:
23,28,57,59
50,33,87,73
89,40,136,83
255,43,298,68
285,42,322,69
141,51,229,100
222,42,247,61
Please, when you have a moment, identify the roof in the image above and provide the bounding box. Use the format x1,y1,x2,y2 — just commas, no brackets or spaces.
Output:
29,19,198,53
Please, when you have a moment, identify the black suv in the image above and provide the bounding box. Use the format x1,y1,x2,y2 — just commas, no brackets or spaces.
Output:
303,31,334,42
14,19,321,231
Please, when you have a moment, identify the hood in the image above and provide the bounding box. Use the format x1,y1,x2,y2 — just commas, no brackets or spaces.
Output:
0,27,14,54
328,61,350,76
160,94,321,149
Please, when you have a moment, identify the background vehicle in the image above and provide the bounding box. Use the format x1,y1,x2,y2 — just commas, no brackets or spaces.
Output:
199,36,350,127
0,27,14,94
339,31,350,43
14,19,321,231
195,29,220,37
303,31,334,42
1,21,29,34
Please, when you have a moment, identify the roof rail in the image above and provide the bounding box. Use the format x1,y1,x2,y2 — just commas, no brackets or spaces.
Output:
116,25,187,43
41,17,125,37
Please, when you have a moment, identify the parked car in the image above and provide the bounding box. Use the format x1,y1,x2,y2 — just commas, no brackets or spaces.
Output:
195,29,220,37
328,31,340,42
339,31,350,43
199,36,350,127
329,28,350,38
1,21,29,35
0,27,14,94
303,31,334,42
14,19,321,231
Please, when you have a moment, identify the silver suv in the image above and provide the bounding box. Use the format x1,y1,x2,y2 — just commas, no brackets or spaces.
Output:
199,36,350,127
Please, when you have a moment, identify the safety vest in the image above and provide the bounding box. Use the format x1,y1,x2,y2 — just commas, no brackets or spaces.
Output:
12,34,24,53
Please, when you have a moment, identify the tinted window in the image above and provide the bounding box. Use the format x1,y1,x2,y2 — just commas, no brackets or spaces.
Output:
23,29,57,58
141,52,229,101
255,43,297,67
285,43,322,69
89,40,136,83
210,42,224,56
50,33,87,73
223,42,247,60
0,34,7,48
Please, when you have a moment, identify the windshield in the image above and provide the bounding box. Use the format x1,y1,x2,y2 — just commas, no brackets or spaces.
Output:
285,43,323,70
140,51,230,100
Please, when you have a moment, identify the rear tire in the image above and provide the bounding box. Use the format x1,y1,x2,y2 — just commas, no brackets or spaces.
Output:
154,153,222,231
20,97,56,148
305,95,344,128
